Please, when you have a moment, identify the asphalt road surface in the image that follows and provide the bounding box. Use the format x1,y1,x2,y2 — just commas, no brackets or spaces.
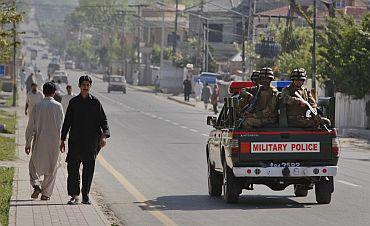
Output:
25,32,370,225
57,70,369,226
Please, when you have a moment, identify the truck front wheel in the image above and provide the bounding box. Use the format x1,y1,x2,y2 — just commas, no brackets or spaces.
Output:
294,185,308,197
222,161,239,204
207,159,222,197
315,176,334,204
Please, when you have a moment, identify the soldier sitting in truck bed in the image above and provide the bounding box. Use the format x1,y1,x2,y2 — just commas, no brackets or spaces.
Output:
282,68,331,128
239,67,279,129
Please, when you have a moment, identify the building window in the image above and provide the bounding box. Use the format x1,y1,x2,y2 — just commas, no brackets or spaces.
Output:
208,24,223,43
336,0,343,8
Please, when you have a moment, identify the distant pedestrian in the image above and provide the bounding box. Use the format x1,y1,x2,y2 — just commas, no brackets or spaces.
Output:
54,80,63,103
20,69,26,91
194,79,203,102
61,85,76,114
61,75,110,205
25,83,44,116
211,84,219,114
154,76,160,94
201,83,212,110
26,73,36,93
25,82,64,200
35,70,44,87
183,76,192,102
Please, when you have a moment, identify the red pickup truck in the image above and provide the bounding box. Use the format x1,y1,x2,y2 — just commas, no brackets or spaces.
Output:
206,82,339,204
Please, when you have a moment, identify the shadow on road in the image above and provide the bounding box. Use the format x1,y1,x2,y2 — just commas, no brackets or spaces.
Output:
136,194,316,211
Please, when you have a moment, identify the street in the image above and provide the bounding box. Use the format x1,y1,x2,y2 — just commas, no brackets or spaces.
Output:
53,68,370,226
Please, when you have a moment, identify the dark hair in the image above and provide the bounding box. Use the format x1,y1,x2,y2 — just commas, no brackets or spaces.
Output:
43,82,56,95
31,83,37,86
79,75,92,86
66,85,72,89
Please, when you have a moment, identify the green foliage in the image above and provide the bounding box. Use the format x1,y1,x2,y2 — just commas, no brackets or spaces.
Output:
151,44,172,66
67,38,95,65
0,5,23,62
0,167,14,226
318,13,370,99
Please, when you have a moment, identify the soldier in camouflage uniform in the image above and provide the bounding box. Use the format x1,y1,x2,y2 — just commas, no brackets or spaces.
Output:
282,68,331,128
239,67,279,129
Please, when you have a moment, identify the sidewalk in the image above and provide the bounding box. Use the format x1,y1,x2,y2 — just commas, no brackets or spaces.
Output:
8,90,110,226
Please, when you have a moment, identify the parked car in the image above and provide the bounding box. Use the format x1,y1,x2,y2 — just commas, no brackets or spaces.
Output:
52,70,68,84
193,72,221,85
47,62,60,75
41,53,48,59
108,75,126,93
65,60,75,69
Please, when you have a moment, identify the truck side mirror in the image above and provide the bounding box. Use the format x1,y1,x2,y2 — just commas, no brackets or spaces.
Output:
207,116,217,127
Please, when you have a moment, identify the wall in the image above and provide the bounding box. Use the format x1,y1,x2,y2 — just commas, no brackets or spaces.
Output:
159,60,185,94
335,92,370,129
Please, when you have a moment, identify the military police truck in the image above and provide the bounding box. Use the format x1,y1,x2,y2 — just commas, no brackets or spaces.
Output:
206,81,339,204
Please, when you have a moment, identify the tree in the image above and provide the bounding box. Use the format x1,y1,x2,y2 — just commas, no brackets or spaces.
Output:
0,5,23,62
318,13,370,99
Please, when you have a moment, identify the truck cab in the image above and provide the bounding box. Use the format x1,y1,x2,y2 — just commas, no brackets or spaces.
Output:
206,81,339,204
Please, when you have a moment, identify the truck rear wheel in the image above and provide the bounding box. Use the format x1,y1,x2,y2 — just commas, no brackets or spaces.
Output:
315,177,334,204
294,185,308,197
222,161,239,204
207,159,222,197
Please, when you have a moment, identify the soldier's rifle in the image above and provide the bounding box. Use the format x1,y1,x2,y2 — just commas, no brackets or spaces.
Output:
294,91,329,130
238,85,262,127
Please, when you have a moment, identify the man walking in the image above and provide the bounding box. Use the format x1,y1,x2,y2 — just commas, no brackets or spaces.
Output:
61,75,110,205
194,79,203,101
26,73,36,93
61,85,76,113
25,82,64,200
25,83,44,116
20,69,26,91
201,83,212,110
183,76,192,102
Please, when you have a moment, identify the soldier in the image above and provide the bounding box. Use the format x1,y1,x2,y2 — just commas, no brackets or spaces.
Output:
239,67,279,129
282,68,331,128
250,70,260,86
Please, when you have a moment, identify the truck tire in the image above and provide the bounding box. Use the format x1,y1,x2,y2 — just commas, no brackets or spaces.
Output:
207,159,222,197
123,88,126,94
222,161,239,204
315,177,334,204
108,88,110,93
294,185,308,197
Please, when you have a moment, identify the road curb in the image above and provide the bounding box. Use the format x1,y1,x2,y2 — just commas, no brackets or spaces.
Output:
167,96,196,107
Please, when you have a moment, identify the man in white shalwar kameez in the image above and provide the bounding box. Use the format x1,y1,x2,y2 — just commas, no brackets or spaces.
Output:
25,82,64,200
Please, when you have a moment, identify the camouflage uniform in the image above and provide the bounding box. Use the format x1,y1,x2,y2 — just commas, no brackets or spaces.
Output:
282,68,331,128
239,68,278,129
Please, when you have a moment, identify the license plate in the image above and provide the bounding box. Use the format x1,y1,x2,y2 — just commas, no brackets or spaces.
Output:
270,162,301,167
251,142,320,153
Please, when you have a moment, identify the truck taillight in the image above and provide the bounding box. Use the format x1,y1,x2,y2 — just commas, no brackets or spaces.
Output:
230,139,239,155
240,142,251,154
332,137,340,157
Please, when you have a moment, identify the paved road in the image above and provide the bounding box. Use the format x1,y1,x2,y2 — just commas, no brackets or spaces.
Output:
51,71,369,226
25,28,370,225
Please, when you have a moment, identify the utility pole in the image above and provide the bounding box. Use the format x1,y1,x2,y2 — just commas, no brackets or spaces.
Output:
241,16,246,73
172,0,179,55
312,0,317,99
116,10,126,77
12,0,17,107
160,7,165,80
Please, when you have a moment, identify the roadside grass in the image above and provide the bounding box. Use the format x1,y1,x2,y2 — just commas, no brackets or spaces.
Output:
0,167,14,226
0,136,16,161
0,110,17,134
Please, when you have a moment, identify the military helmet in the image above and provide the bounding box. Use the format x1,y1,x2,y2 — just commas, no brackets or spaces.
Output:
251,70,260,80
290,68,307,80
259,67,274,80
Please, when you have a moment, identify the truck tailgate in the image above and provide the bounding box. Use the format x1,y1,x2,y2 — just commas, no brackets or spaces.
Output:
234,130,336,164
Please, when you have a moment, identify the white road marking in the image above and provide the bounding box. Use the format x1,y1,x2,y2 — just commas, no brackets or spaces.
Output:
190,129,198,133
157,117,163,120
202,133,209,137
172,122,179,126
180,126,188,129
337,180,360,187
165,119,171,122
